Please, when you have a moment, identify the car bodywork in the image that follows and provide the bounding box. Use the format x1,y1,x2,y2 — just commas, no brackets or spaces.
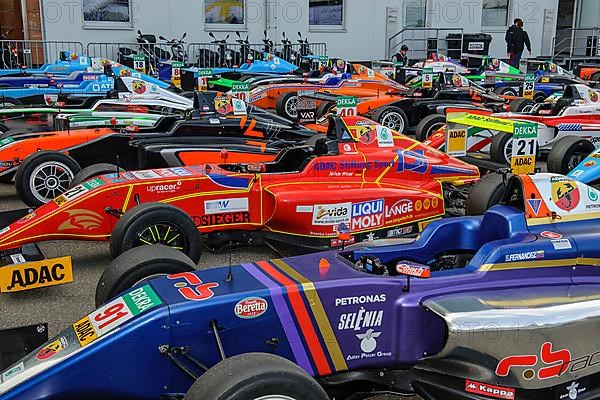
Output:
2,173,600,399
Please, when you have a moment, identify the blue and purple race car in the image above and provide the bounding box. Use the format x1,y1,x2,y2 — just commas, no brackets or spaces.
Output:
1,172,600,400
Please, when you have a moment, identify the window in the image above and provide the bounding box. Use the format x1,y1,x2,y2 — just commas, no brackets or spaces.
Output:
83,0,131,24
404,0,426,28
309,0,344,27
482,0,509,26
205,0,245,25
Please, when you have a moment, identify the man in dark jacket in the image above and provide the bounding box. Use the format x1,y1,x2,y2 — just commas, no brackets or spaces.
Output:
506,19,531,68
392,45,409,66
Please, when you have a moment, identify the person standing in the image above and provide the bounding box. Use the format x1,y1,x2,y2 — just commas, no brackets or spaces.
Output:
392,45,409,66
507,19,531,68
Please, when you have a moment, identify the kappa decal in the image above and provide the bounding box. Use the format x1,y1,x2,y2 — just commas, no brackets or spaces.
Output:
527,198,542,216
58,209,104,231
552,180,580,211
167,272,219,301
465,380,515,400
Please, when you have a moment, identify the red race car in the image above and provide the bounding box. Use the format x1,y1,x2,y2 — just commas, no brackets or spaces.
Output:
0,115,479,293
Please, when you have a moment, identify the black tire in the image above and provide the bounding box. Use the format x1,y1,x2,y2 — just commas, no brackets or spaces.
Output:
70,163,124,189
96,244,195,307
180,91,196,99
509,98,536,113
373,106,409,133
465,173,509,216
533,91,547,103
0,97,21,108
547,136,595,175
15,151,81,207
0,172,14,184
184,353,329,400
495,86,518,97
316,101,335,118
275,91,299,120
0,121,8,133
110,202,202,262
415,114,446,142
489,131,513,165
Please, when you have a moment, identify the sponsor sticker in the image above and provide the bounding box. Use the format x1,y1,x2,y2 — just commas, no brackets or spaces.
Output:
551,238,572,250
465,380,515,400
335,294,387,307
204,198,249,215
511,122,538,175
234,297,268,319
131,170,161,180
169,167,193,177
296,205,313,213
541,231,562,239
527,198,542,216
89,297,134,337
313,203,352,226
122,284,163,315
54,184,91,206
73,316,98,347
0,256,73,292
168,272,219,301
551,180,580,212
36,337,69,360
351,199,384,231
446,128,468,156
396,263,430,278
1,361,24,382
376,126,394,147
336,96,357,117
196,212,251,226
504,250,544,262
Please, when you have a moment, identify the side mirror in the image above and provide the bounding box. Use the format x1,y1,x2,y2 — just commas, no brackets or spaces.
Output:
137,30,142,35
396,261,430,292
225,34,230,40
159,35,167,41
209,32,215,39
236,31,241,37
182,32,187,39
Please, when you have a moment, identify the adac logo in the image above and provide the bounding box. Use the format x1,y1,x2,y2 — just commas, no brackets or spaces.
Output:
496,342,570,380
58,209,104,232
552,180,580,211
131,80,146,95
356,125,376,145
167,272,219,301
215,98,233,115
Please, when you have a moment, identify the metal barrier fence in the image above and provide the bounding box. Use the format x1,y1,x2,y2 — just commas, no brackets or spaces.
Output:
0,40,84,69
186,42,327,68
552,27,600,69
387,28,463,61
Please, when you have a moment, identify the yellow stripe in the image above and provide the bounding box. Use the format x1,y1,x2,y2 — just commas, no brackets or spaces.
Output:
272,259,347,371
122,185,134,212
527,211,600,226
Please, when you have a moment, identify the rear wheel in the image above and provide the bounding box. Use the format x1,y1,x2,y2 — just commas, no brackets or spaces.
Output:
15,151,81,207
489,132,513,165
495,86,518,97
415,114,445,142
183,353,329,400
534,91,547,103
70,163,124,188
547,136,595,175
275,92,299,120
509,98,536,113
465,173,509,216
373,106,408,133
110,202,202,262
96,244,195,307
316,101,335,118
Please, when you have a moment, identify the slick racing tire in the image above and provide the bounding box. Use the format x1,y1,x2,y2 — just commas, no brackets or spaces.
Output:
316,101,335,118
495,86,518,97
547,136,595,175
0,97,21,108
69,163,125,189
465,173,509,216
15,151,81,207
509,98,536,113
373,106,408,133
110,202,202,263
96,244,196,307
534,91,547,103
415,114,445,142
184,353,330,400
489,131,513,165
0,121,8,134
276,92,299,120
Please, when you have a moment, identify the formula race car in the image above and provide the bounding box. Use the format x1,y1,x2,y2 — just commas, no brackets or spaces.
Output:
0,91,315,206
422,84,600,166
0,114,478,293
3,173,600,400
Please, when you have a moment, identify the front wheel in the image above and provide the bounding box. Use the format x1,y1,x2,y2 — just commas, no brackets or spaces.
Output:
15,151,81,207
489,131,513,165
110,202,202,262
373,106,408,133
275,92,299,120
184,353,330,400
465,173,509,216
547,136,595,175
96,244,196,307
415,114,445,142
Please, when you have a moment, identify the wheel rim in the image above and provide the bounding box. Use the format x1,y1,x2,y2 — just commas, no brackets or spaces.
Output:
504,89,517,96
380,112,405,132
29,161,75,203
425,122,445,140
521,104,535,113
135,222,187,252
567,152,586,171
254,396,296,400
285,96,298,119
503,139,513,165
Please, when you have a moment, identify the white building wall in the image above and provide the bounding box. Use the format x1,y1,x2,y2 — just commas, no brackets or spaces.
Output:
39,0,563,61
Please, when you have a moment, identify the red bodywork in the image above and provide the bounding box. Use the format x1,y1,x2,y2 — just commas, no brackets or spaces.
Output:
0,116,479,253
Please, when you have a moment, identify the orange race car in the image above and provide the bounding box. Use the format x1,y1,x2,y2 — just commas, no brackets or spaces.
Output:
248,60,407,120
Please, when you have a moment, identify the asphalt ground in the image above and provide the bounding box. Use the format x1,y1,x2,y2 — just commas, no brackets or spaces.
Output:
0,183,278,338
